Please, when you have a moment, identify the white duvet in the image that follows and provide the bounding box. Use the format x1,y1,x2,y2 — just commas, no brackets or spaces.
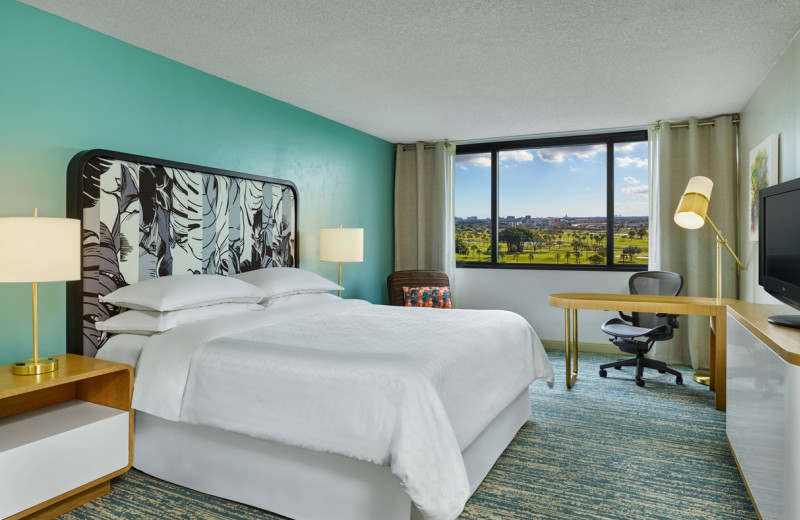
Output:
131,298,553,520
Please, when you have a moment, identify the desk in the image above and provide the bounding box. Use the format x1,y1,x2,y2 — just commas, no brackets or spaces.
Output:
548,293,728,410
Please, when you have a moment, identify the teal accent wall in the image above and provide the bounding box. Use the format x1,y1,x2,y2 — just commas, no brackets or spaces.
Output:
0,1,395,365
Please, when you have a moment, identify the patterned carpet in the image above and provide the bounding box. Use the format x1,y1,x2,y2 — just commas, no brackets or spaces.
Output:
59,350,756,520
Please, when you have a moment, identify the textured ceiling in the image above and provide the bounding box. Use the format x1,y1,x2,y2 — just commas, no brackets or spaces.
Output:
20,0,800,143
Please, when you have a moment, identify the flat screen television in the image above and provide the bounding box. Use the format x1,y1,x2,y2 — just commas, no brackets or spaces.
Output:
759,176,800,328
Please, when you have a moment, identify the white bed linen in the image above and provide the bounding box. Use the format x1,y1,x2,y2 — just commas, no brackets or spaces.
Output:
95,333,148,370
131,299,553,520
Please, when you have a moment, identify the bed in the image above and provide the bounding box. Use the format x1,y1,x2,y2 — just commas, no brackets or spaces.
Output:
66,149,554,520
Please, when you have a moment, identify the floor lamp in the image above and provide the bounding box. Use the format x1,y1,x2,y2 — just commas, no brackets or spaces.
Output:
0,209,81,375
319,225,363,297
674,176,744,384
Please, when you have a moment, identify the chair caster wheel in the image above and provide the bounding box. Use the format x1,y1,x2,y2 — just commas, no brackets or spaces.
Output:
636,379,645,387
676,376,683,385
614,366,622,370
599,369,607,378
658,369,666,373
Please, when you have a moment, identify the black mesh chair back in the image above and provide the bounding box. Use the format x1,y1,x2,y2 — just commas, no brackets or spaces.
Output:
628,271,684,332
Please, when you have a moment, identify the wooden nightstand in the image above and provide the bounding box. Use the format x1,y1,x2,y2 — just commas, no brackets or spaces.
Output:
0,354,132,520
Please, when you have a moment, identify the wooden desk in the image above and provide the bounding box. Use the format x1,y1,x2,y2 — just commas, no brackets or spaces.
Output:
548,293,728,410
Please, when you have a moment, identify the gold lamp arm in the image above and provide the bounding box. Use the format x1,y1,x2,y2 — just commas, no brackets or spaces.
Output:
705,216,745,270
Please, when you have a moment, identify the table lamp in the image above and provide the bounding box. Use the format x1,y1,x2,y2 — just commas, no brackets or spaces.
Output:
319,225,363,297
674,176,744,385
0,209,81,375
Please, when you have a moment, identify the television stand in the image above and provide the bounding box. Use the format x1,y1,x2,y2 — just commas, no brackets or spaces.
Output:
768,314,800,328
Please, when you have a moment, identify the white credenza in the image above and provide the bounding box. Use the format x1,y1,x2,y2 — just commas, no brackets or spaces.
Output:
727,301,800,520
0,354,133,520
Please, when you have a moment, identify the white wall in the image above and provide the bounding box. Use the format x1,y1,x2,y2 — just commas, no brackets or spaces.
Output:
738,31,800,304
454,268,631,345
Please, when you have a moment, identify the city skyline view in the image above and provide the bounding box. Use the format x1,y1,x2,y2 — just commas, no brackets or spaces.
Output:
455,141,649,219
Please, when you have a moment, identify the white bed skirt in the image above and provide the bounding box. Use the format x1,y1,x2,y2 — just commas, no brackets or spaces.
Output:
133,388,532,520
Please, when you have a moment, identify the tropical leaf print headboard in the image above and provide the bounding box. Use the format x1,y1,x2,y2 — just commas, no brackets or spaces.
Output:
66,149,298,357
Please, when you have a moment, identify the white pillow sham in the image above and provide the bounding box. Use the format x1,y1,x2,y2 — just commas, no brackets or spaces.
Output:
95,302,264,334
99,274,265,312
232,267,342,300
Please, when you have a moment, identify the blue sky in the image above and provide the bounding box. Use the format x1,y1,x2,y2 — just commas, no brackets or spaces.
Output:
455,141,648,219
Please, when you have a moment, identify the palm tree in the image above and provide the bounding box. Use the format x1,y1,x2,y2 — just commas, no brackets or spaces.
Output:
555,252,561,264
565,252,571,264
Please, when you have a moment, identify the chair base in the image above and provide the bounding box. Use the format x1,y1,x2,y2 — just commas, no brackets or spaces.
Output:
599,355,683,387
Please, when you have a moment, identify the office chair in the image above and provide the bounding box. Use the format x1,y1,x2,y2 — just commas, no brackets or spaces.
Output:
599,271,684,387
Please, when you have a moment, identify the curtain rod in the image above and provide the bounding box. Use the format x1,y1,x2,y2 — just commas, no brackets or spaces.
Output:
656,115,739,129
395,142,450,152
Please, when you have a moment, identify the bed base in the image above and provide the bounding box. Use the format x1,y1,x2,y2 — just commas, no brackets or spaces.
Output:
134,388,531,520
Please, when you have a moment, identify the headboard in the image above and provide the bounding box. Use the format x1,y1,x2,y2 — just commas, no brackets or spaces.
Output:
66,149,298,357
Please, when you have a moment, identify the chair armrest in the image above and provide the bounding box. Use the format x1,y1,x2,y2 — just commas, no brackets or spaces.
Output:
617,311,633,322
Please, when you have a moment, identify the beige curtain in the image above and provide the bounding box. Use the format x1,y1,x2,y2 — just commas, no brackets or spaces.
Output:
394,141,456,285
648,115,738,368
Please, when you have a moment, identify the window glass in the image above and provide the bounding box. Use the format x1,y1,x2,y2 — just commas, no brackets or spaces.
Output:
498,145,607,265
613,142,649,265
455,153,491,263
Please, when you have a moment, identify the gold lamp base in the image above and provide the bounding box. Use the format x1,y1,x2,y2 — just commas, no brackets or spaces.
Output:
693,370,710,386
12,357,58,376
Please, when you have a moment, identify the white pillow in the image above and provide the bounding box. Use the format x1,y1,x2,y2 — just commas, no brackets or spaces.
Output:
231,267,342,299
99,274,265,311
95,302,264,334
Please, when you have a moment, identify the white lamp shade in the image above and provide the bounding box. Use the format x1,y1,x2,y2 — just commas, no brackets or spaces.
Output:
674,176,714,230
319,228,364,263
0,217,81,282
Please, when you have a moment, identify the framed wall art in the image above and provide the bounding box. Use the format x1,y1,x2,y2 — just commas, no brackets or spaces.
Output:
749,134,779,241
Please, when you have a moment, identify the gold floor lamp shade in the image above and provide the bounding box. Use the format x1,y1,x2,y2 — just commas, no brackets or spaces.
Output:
674,176,744,384
319,226,364,297
0,209,81,375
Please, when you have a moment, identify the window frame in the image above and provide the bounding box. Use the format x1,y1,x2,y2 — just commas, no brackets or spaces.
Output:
455,130,649,271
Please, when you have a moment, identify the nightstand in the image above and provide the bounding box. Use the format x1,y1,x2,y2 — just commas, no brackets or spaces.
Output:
0,354,132,520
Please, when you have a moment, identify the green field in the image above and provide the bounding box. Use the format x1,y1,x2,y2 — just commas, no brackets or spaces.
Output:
456,228,648,265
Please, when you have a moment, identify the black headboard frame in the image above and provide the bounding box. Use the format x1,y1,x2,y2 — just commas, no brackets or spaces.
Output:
66,149,298,357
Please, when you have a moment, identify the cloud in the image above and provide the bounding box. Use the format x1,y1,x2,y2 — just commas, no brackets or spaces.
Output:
538,144,605,163
499,150,534,163
456,154,491,169
621,185,649,195
614,142,645,153
623,176,640,184
616,156,648,168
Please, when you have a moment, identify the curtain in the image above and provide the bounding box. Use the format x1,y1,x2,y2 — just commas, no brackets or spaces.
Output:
648,115,738,368
394,141,456,286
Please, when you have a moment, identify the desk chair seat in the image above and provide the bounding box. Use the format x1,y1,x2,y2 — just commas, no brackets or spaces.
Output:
599,271,684,387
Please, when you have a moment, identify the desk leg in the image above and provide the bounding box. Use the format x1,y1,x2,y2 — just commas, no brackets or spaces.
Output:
564,308,578,388
709,316,717,392
712,309,726,411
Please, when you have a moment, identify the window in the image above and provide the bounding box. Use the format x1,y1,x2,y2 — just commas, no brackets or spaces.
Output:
455,131,648,269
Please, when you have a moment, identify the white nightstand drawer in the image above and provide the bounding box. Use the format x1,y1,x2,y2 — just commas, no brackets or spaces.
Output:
0,400,129,518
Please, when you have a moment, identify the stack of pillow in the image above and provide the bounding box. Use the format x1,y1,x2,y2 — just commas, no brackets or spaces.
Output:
95,268,343,335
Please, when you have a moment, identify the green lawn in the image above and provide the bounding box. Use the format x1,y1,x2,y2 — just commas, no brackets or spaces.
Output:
456,230,648,265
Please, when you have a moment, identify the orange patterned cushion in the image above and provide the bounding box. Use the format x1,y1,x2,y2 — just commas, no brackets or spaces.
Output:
402,286,452,308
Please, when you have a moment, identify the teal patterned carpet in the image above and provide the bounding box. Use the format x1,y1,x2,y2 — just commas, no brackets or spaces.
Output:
60,351,756,520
